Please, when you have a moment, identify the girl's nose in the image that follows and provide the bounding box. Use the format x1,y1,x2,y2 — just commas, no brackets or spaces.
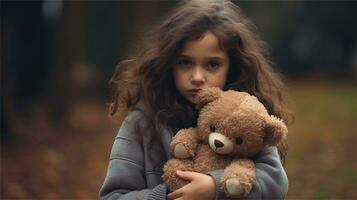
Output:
191,68,205,87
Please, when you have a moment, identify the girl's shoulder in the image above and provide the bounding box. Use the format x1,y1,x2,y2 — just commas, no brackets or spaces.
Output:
120,99,153,134
114,105,150,145
119,99,171,142
124,100,149,125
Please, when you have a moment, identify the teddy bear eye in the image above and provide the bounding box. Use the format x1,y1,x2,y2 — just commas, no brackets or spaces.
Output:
210,125,216,132
235,137,243,145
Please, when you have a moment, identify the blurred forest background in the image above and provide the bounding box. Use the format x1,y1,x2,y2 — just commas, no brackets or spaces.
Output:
1,0,356,199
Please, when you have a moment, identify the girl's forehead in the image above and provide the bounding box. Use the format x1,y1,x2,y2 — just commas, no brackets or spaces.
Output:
179,32,228,58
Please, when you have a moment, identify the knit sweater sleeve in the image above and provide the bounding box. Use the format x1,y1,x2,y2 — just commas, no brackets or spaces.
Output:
99,110,168,200
208,147,288,200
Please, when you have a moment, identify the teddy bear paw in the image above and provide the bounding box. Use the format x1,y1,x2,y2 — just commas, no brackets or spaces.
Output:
173,144,191,158
225,178,245,197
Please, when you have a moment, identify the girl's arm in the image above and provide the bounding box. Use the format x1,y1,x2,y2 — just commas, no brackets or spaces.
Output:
99,110,168,200
208,146,288,200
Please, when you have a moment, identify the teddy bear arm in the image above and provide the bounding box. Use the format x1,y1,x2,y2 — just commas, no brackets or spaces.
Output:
221,159,256,198
170,128,199,159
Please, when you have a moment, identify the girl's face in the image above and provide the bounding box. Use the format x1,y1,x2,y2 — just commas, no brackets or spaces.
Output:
173,32,230,104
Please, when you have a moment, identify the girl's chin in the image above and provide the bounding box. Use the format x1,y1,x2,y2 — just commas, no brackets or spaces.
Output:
184,95,197,105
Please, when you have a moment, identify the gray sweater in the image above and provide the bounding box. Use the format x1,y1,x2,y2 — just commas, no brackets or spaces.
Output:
99,105,288,200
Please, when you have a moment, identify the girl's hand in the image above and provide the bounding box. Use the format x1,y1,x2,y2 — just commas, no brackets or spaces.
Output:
167,170,216,200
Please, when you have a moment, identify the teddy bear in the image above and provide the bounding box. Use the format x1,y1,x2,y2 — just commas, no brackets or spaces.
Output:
162,87,288,198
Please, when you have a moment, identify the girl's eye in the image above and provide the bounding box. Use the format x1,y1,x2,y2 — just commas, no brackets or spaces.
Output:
177,59,192,67
207,61,220,69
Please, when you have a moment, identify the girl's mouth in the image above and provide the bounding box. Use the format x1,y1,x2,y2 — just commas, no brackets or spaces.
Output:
187,88,201,93
187,89,200,97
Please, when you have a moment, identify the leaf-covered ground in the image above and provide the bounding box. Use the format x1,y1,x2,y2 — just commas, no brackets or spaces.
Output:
286,79,356,199
1,79,356,199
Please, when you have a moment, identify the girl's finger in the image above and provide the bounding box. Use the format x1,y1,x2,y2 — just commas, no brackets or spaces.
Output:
176,170,197,181
167,188,184,199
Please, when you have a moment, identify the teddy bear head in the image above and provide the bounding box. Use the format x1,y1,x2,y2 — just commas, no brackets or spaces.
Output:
195,87,287,158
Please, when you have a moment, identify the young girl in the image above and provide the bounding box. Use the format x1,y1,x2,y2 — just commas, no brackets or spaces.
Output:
99,0,293,199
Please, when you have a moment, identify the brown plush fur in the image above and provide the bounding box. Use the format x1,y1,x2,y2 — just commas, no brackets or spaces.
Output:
162,159,193,191
162,87,288,197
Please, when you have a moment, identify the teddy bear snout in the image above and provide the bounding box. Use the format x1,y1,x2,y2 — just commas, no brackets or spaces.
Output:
209,132,234,154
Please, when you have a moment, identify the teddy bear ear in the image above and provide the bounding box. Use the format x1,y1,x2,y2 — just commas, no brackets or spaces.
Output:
264,115,288,146
195,87,222,109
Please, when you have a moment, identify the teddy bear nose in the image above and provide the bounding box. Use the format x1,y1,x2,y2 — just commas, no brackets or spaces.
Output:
214,140,224,148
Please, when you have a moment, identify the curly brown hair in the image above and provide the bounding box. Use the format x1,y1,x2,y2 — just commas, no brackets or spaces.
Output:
109,0,293,164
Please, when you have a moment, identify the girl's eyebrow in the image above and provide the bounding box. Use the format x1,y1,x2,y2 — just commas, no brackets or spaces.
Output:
179,54,225,60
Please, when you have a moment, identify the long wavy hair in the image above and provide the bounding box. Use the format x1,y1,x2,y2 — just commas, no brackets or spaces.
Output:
109,0,293,164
